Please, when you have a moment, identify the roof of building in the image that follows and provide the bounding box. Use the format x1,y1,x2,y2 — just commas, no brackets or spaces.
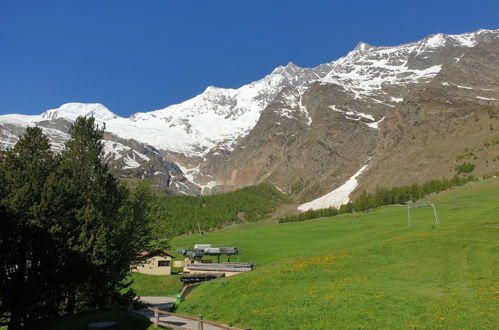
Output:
137,249,176,259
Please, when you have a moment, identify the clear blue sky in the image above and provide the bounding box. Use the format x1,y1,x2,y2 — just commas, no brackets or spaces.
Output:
1,0,498,117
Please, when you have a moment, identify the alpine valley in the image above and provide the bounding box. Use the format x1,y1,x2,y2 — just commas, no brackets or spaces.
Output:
1,29,498,208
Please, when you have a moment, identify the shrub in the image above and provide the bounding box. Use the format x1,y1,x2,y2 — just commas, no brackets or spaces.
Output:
455,162,476,174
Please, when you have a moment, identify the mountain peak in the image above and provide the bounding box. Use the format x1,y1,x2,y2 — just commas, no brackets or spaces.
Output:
354,41,372,52
421,29,499,49
41,103,119,122
271,61,302,76
2,28,497,160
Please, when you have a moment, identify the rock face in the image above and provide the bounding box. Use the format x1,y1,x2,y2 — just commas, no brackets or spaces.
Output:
1,29,498,205
357,38,499,197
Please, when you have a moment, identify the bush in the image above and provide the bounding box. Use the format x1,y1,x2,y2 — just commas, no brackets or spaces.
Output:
455,162,476,174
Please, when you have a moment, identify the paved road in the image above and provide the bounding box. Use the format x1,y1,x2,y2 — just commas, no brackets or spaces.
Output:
136,296,229,330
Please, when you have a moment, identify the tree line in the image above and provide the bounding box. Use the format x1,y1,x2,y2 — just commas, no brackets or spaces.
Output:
149,183,290,237
0,118,154,329
278,176,477,224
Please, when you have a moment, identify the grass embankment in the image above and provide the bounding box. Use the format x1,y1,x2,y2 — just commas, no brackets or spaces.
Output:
173,178,499,329
35,308,157,330
278,175,477,224
128,272,184,296
151,183,290,236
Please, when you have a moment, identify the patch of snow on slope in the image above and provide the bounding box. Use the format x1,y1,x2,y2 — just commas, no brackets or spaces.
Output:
366,117,385,129
298,164,368,211
424,34,447,48
103,140,150,165
275,186,287,195
476,96,498,101
2,129,17,139
279,86,312,124
329,105,377,125
123,155,141,169
279,108,296,120
298,89,312,126
441,82,475,90
448,32,478,47
329,105,374,120
41,128,70,152
321,43,443,97
177,164,218,191
103,140,130,160
455,84,473,90
133,150,150,162
103,140,129,154
0,129,19,149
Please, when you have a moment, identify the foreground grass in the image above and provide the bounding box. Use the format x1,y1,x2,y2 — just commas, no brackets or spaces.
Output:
174,178,499,329
35,308,156,330
128,273,184,297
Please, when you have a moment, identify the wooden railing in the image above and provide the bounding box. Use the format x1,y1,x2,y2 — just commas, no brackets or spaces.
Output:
179,282,201,299
111,294,250,330
146,306,249,330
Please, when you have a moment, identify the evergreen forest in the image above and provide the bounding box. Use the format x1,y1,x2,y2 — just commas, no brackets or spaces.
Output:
149,184,290,237
0,118,153,329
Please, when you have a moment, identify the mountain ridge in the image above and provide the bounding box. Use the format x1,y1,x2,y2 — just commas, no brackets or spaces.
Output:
4,29,497,154
1,28,498,205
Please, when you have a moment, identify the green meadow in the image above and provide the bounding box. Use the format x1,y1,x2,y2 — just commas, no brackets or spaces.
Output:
128,273,184,297
173,178,499,329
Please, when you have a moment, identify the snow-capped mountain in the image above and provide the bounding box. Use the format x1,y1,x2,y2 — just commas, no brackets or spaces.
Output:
0,110,201,195
1,29,498,202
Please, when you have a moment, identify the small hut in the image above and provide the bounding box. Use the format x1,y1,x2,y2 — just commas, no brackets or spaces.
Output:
132,250,176,275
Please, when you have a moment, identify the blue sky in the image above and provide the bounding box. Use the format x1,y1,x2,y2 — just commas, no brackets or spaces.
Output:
1,0,498,117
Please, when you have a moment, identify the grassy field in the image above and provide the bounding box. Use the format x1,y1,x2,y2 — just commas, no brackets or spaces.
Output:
173,178,499,329
34,308,157,330
127,272,184,297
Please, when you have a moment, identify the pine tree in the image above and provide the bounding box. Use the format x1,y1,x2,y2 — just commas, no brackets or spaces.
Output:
39,116,153,313
0,127,58,328
0,120,154,328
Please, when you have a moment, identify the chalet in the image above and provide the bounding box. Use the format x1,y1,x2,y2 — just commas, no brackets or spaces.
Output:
132,250,176,275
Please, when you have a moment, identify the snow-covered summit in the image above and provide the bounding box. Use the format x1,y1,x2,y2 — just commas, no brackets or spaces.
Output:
1,29,497,157
41,103,120,122
421,29,497,48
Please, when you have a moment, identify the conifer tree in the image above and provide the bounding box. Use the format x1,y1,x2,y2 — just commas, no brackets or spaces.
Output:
0,127,58,328
0,120,154,328
39,116,152,313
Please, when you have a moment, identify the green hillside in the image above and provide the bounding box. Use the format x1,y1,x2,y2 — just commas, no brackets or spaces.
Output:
150,183,290,237
173,178,499,329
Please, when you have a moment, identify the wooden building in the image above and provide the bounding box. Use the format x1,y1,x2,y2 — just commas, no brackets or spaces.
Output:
132,250,176,275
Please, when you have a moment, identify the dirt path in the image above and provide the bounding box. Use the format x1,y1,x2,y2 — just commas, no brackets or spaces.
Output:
136,296,230,330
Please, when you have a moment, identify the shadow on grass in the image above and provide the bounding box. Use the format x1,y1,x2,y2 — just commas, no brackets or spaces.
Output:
33,308,154,330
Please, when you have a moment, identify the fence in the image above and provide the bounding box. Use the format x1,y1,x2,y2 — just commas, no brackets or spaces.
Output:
146,306,248,330
111,294,250,330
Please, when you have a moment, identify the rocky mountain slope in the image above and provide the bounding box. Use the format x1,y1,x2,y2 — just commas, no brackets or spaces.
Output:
0,109,200,195
1,29,498,206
